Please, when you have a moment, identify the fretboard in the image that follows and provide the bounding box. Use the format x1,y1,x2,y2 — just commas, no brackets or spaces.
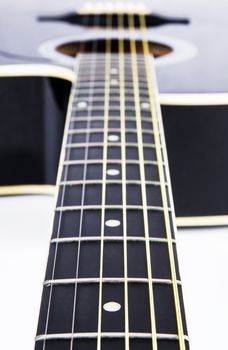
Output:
35,45,189,350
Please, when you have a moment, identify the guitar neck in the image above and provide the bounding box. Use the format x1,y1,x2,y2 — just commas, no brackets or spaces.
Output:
35,15,189,350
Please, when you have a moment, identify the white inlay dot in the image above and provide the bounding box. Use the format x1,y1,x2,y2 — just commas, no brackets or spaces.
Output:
107,169,120,176
105,220,120,227
108,134,119,142
110,79,118,86
77,101,87,109
111,68,118,75
103,301,121,312
141,102,150,110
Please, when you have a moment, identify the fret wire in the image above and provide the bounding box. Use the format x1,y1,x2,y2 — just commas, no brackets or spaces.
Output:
70,116,152,122
74,85,148,91
72,96,149,103
66,142,157,149
74,87,149,96
76,75,147,81
51,237,176,244
78,54,147,61
44,278,182,286
77,69,130,73
74,79,147,84
77,70,147,76
76,78,150,83
72,102,149,111
79,61,146,66
97,29,111,350
78,60,149,67
78,65,146,72
69,127,156,135
55,205,171,212
36,332,190,342
63,159,162,166
140,15,186,350
78,59,148,66
74,82,150,89
129,15,157,350
59,180,164,187
70,120,142,126
68,127,155,134
118,15,129,350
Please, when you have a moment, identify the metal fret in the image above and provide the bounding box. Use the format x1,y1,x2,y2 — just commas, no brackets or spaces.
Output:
51,237,176,244
69,127,155,135
78,65,146,71
74,82,151,90
64,159,162,166
70,117,153,123
36,333,190,342
66,142,157,148
76,79,150,85
55,205,171,212
59,180,164,186
78,56,151,65
73,96,149,104
74,80,149,86
74,87,149,96
44,278,182,286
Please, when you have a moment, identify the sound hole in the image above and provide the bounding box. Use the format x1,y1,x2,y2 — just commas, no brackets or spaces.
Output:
56,39,172,58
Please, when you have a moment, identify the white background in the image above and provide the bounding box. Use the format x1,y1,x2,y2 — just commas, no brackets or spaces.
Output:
0,195,228,349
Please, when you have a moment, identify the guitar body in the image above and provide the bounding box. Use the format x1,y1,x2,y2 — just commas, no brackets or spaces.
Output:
0,1,228,350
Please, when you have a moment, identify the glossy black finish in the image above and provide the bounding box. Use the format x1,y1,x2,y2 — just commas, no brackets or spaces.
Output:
1,75,228,217
162,104,228,217
0,76,70,186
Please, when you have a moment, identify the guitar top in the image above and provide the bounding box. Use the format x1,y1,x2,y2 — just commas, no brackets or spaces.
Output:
0,0,227,93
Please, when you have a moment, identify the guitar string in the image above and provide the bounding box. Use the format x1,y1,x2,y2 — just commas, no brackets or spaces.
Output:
128,14,157,350
69,14,100,350
139,14,186,349
41,47,81,350
96,14,112,350
118,14,130,350
40,12,95,350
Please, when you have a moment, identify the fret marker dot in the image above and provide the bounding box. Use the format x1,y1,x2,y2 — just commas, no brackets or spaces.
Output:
77,101,87,109
141,102,150,110
110,79,118,86
108,134,119,142
107,169,120,176
111,68,118,75
103,302,121,312
105,220,120,227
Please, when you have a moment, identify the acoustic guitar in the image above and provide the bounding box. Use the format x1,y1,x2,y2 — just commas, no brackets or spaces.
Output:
0,1,228,350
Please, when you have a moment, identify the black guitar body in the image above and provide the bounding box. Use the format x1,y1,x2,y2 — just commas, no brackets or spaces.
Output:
1,76,228,219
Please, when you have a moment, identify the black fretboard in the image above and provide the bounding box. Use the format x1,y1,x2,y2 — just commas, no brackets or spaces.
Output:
35,40,189,350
